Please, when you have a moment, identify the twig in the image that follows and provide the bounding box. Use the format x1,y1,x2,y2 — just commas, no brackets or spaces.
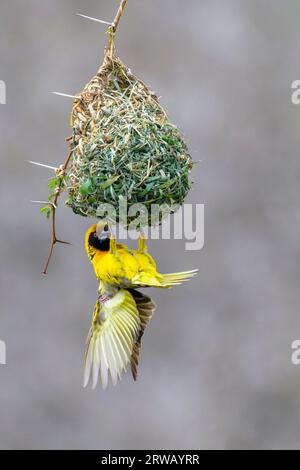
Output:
42,140,73,275
112,0,128,32
106,0,128,59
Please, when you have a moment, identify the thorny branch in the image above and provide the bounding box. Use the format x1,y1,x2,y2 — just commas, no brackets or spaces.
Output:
42,138,73,275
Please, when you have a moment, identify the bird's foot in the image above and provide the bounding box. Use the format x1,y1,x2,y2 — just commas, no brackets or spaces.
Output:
98,294,112,305
109,235,117,254
138,232,148,254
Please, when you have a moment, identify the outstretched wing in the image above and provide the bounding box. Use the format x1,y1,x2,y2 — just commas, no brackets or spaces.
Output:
129,290,157,381
84,289,141,390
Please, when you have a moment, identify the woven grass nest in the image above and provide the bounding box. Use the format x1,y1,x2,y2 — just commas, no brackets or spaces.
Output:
66,54,193,227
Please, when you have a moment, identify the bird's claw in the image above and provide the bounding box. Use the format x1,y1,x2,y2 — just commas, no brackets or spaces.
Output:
109,236,117,254
138,234,148,254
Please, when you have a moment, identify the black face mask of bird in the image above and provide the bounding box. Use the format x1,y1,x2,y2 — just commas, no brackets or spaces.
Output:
88,225,111,252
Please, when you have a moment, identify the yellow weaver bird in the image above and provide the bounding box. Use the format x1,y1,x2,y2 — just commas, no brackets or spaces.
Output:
84,223,198,389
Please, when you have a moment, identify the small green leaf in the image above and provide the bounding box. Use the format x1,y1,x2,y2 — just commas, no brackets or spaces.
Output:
162,135,177,146
80,179,94,195
48,178,58,191
39,206,51,219
99,175,121,190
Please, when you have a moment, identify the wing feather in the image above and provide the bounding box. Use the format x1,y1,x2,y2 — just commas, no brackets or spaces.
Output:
129,290,157,381
100,336,109,389
84,289,141,389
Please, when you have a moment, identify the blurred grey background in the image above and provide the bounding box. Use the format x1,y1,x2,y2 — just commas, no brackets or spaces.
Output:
0,0,300,450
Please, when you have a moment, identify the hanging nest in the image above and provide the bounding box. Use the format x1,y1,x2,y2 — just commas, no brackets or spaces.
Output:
65,54,193,226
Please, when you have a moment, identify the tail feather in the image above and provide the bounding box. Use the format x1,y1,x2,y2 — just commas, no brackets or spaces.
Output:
160,269,198,287
131,269,198,289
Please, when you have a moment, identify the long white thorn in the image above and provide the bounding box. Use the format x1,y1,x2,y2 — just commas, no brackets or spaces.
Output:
29,161,57,171
76,13,112,26
31,201,57,209
52,92,77,99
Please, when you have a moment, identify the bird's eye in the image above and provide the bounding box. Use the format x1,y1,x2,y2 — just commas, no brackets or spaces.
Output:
94,233,98,238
